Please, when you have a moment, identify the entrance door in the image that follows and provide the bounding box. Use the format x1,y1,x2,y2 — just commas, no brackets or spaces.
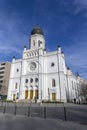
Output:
52,93,56,101
35,90,38,99
25,90,28,99
30,90,33,99
13,94,16,100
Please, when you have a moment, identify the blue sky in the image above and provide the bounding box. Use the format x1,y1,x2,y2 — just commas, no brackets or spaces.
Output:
0,0,87,79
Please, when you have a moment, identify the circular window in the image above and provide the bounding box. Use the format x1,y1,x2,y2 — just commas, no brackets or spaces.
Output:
30,62,36,71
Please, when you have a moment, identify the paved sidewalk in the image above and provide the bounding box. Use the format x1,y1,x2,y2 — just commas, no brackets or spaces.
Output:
0,113,87,130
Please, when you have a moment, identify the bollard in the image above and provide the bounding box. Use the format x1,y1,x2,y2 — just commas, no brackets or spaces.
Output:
8,102,9,106
64,106,67,121
3,104,6,114
44,107,46,119
28,106,31,117
14,104,17,115
22,102,24,107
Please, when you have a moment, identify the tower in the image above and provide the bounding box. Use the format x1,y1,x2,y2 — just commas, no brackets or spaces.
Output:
30,25,45,50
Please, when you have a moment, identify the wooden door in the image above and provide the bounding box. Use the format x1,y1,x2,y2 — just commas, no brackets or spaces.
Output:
25,90,28,99
30,90,33,99
13,94,16,100
52,93,56,101
35,90,38,99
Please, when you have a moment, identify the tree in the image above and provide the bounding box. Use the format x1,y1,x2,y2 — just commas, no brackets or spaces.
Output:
0,79,7,99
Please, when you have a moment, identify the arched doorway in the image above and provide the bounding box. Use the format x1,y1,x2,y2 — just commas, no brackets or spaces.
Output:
25,90,28,99
30,90,33,99
35,90,38,99
13,94,16,100
52,93,56,101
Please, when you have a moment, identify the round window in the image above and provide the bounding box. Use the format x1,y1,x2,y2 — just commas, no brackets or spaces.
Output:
30,62,36,71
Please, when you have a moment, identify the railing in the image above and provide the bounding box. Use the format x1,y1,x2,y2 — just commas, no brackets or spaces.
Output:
0,102,87,122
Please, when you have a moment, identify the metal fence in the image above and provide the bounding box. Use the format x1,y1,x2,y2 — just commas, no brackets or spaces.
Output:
0,102,87,122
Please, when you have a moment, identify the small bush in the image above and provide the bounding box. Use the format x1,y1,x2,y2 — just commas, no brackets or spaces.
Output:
42,100,64,103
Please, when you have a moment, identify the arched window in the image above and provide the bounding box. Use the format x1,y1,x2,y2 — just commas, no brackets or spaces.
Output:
30,86,33,88
16,68,19,72
35,85,38,88
35,78,38,82
25,79,28,83
30,78,33,83
16,93,19,99
33,40,35,46
38,40,42,47
52,79,56,87
51,62,55,67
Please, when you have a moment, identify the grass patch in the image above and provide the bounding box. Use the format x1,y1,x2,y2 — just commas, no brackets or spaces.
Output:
0,99,13,102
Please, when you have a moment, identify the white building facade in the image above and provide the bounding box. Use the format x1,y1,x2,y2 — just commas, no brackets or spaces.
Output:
7,26,83,102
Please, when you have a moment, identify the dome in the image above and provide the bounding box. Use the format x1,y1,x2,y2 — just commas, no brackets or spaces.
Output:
31,25,44,35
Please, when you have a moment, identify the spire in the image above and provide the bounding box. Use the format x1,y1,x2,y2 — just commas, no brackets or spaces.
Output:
57,45,62,53
24,45,27,51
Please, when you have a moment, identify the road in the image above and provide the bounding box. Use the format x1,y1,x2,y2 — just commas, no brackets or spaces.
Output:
0,113,87,130
0,103,87,122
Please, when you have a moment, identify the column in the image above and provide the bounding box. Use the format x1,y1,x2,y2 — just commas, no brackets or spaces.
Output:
28,90,30,99
33,89,35,99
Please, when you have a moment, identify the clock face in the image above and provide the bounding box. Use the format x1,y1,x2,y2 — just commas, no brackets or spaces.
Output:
30,62,36,71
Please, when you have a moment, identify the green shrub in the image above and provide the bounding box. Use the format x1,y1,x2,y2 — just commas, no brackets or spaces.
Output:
42,100,64,103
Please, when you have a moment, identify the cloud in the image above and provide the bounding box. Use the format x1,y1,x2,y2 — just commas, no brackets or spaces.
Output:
0,46,22,55
64,41,87,79
0,8,30,58
73,0,87,15
74,0,87,7
0,44,22,62
58,0,87,16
